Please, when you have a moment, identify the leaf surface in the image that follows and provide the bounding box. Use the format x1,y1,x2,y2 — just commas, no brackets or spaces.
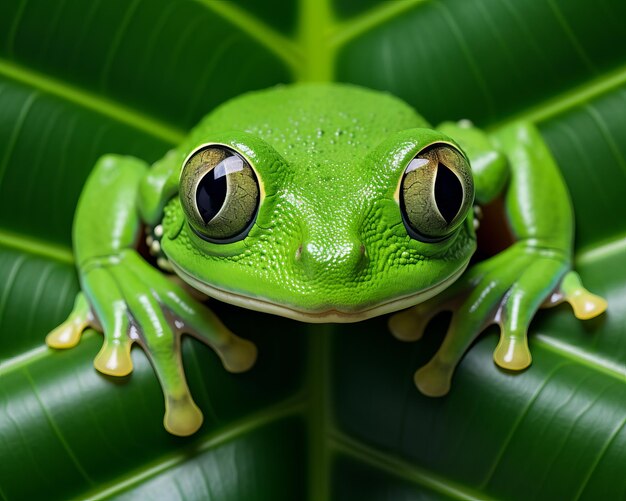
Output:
0,1,625,499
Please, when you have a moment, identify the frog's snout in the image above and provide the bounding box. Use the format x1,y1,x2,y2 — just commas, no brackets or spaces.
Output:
295,238,368,279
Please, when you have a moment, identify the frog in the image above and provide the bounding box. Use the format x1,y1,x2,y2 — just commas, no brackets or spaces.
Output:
46,83,607,436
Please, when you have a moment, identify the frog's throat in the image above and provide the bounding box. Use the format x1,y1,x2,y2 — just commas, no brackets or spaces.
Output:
169,260,469,324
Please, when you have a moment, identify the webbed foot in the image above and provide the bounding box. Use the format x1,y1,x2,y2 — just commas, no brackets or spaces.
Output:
389,243,607,396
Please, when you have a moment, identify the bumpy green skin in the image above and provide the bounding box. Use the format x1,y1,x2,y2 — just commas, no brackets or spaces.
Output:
152,87,475,318
47,83,606,436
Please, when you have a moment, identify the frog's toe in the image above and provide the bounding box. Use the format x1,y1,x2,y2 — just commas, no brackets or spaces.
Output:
414,358,453,397
493,334,532,370
557,271,607,320
46,293,93,349
388,292,460,342
94,339,133,376
46,321,84,349
217,335,258,373
491,261,560,371
571,293,607,320
164,394,204,437
388,308,426,341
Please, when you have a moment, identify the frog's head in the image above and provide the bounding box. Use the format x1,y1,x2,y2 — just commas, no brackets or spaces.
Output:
159,84,477,322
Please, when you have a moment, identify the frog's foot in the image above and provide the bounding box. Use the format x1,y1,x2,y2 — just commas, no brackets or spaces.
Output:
48,251,257,436
389,243,606,397
113,252,257,436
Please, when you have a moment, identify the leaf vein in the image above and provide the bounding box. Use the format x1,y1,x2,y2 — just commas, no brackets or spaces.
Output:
481,362,568,487
488,64,626,130
434,1,496,119
584,102,626,176
574,413,626,499
5,0,27,57
331,0,429,48
0,253,27,331
331,430,494,500
0,59,185,144
0,89,38,188
190,0,301,73
546,0,596,74
0,230,73,264
22,367,95,486
534,335,626,383
98,0,143,92
77,396,306,500
0,331,94,378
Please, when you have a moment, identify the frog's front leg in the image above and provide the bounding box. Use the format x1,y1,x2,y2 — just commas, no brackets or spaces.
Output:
389,122,606,396
46,155,256,436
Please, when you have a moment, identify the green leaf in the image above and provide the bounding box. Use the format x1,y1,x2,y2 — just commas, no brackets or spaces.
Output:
0,0,625,499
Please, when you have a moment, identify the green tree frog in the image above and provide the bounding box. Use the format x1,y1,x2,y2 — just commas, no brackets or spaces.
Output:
47,84,607,436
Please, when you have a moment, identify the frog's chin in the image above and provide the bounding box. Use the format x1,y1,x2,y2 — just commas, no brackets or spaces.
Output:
169,261,469,324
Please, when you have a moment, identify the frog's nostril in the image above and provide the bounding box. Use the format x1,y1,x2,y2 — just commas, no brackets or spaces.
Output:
295,244,303,261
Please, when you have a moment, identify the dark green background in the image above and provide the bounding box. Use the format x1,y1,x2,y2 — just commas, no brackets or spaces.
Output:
0,0,625,499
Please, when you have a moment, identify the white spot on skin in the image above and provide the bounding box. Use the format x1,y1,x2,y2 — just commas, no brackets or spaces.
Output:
150,240,161,255
157,257,173,271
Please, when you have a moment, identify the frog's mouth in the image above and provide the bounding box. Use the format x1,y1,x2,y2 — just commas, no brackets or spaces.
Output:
169,260,469,323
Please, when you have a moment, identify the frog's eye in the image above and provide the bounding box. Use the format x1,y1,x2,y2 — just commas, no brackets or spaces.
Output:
399,143,474,242
179,144,260,242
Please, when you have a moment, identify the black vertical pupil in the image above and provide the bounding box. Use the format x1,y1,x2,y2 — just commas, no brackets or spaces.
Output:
434,162,463,223
196,165,228,223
